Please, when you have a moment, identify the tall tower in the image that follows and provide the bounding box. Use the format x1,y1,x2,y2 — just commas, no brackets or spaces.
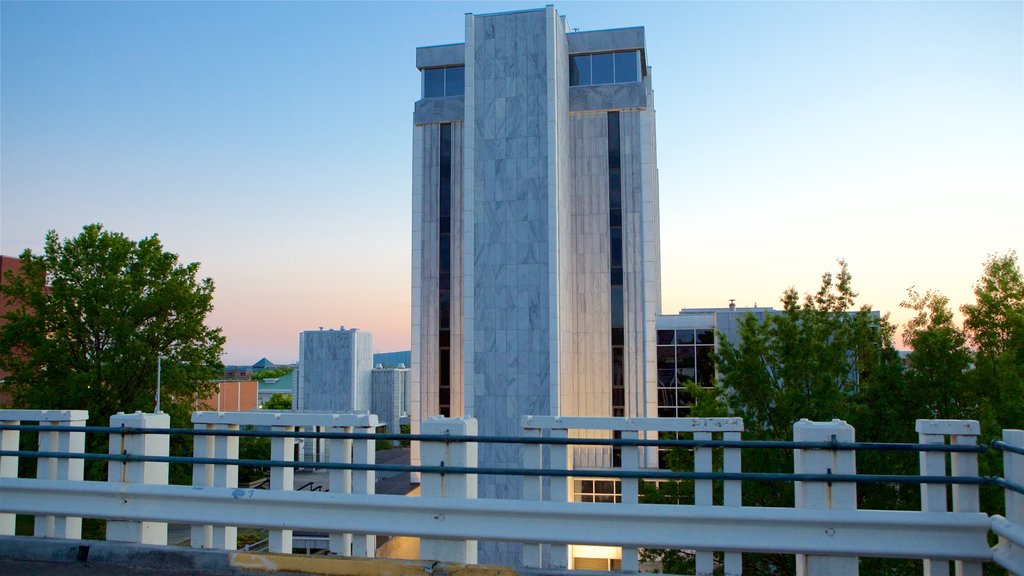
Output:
411,5,660,524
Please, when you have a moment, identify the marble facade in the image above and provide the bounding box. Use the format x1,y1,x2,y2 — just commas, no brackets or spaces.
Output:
412,7,661,564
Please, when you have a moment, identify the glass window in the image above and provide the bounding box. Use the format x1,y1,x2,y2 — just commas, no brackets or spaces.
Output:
657,345,675,370
570,55,591,86
657,330,675,346
614,51,639,83
675,329,695,345
591,53,614,85
424,68,445,98
696,346,715,386
445,66,464,96
696,329,715,345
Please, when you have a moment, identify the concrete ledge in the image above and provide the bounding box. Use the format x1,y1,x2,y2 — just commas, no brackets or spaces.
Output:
0,535,236,573
0,536,521,576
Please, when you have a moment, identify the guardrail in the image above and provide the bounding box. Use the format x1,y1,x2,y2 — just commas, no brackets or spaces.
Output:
0,409,1021,576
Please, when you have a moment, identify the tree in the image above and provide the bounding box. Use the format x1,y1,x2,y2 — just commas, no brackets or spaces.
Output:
900,289,973,419
0,224,225,476
262,393,292,410
676,262,908,576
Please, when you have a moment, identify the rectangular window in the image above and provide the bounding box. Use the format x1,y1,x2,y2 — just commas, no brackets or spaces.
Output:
592,53,614,85
424,68,445,98
568,50,641,87
423,66,466,98
445,66,464,96
438,123,453,417
614,51,639,83
570,55,591,87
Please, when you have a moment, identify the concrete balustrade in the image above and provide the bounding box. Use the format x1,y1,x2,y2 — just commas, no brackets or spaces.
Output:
0,409,1021,575
107,411,170,545
420,416,478,564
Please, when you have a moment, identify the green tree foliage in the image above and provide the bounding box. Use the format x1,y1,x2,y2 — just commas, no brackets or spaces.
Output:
262,393,292,410
900,289,972,419
0,224,225,480
712,261,901,438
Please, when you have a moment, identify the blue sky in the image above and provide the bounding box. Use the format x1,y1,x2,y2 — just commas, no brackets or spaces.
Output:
2,1,1021,363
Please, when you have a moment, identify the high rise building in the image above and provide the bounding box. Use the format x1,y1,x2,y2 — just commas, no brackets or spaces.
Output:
411,5,661,519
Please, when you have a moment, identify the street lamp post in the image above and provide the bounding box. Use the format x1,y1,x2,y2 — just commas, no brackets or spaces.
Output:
156,355,167,413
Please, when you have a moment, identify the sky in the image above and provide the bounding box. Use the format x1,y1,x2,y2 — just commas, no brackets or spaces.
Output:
2,1,1021,364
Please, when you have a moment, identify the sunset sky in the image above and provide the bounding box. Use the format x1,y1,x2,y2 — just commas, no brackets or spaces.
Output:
2,1,1021,364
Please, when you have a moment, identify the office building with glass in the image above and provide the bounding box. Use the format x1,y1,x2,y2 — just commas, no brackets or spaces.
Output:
411,6,661,531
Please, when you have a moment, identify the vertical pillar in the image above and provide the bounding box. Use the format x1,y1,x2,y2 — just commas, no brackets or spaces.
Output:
327,425,353,556
916,420,981,576
693,430,714,576
793,419,858,576
722,430,743,576
620,429,640,573
268,424,295,554
191,423,214,549
521,426,543,568
421,417,478,564
0,415,20,535
106,412,170,544
1005,430,1024,529
211,423,239,550
34,410,87,539
350,421,376,558
549,427,570,570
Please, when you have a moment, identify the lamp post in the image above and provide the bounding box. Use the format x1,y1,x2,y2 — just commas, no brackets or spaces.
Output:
156,355,167,413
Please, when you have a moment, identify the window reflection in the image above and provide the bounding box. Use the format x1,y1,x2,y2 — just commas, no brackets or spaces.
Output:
569,50,641,87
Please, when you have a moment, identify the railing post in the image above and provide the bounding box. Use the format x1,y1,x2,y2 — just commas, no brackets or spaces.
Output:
350,416,378,558
793,419,858,576
620,428,640,573
694,428,714,576
0,413,21,535
549,427,570,570
268,421,295,554
996,429,1024,573
190,414,239,550
916,419,981,576
327,423,353,556
34,410,87,539
1005,429,1024,528
521,425,542,568
421,416,478,564
106,411,170,544
191,422,214,549
211,422,239,550
723,428,743,576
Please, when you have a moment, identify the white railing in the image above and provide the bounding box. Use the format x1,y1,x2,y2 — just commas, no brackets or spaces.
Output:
0,409,1022,576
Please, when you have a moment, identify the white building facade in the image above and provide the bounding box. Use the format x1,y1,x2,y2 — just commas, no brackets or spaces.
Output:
411,9,661,555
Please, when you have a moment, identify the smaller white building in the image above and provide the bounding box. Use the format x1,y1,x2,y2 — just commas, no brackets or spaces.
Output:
295,326,374,461
371,363,411,446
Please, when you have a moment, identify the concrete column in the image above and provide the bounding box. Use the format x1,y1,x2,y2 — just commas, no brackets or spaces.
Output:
211,423,239,550
693,430,714,576
106,412,170,544
620,429,640,573
0,415,21,535
549,427,570,570
327,427,353,556
34,410,87,539
268,424,295,553
421,417,478,564
793,419,858,576
1005,430,1024,528
722,430,743,576
917,419,981,576
191,423,214,548
521,427,542,568
350,422,376,558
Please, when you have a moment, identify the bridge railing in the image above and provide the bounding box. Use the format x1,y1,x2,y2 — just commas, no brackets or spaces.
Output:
0,409,1022,576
